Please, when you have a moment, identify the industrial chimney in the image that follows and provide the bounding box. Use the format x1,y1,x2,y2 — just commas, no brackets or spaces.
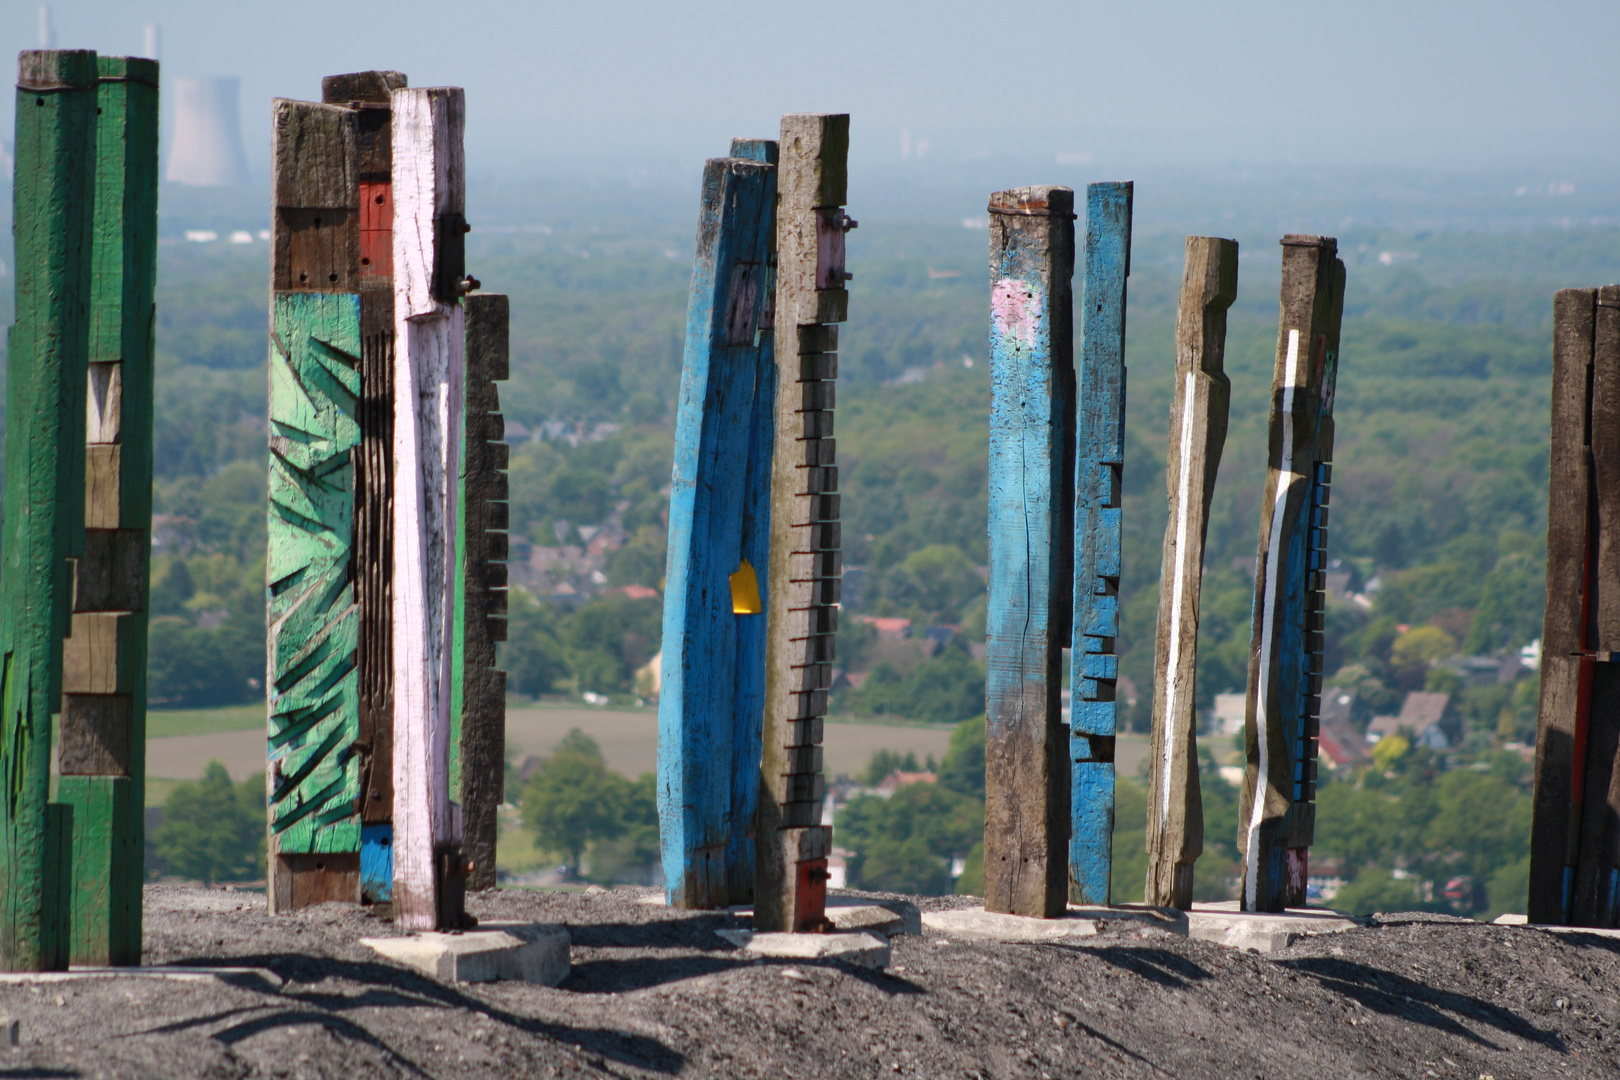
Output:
166,77,250,187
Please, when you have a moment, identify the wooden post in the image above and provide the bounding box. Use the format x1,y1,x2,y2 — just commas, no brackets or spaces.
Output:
390,85,470,931
755,114,849,933
1529,286,1620,927
1069,181,1132,906
321,69,407,906
57,54,159,965
1,49,98,971
658,146,777,908
1144,237,1237,909
1529,289,1598,925
265,97,363,912
455,292,510,892
983,186,1075,919
1239,235,1344,913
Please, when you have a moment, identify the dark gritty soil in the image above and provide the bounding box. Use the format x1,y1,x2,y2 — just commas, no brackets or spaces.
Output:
2,884,1616,1078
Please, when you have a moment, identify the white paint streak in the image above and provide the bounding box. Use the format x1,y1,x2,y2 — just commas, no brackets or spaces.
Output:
991,278,1042,349
391,86,466,930
1158,370,1198,832
1244,328,1302,909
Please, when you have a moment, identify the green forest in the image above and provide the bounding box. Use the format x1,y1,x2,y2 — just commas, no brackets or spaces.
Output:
2,176,1616,915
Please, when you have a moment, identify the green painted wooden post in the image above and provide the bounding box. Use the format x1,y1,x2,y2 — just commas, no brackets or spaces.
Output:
0,50,99,971
266,99,365,910
56,54,159,966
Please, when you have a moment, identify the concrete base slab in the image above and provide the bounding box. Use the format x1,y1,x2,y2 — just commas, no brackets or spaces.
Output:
0,967,282,989
921,905,1188,943
1186,902,1361,953
715,929,891,968
645,894,922,936
362,922,570,984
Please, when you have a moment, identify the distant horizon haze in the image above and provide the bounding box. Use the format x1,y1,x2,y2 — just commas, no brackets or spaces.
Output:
2,0,1617,179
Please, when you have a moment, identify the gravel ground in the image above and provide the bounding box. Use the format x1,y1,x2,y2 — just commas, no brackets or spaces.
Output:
1,884,1616,1078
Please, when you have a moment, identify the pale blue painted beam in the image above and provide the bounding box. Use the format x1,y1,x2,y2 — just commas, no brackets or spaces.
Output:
658,148,777,908
1070,181,1133,906
983,186,1076,919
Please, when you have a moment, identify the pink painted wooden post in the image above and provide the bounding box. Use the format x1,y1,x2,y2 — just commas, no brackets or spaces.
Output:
389,85,472,930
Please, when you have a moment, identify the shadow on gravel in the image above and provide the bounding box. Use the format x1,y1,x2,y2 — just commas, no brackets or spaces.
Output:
1281,957,1564,1052
0,1070,81,1078
563,916,743,950
566,952,926,997
1063,947,1214,989
132,955,685,1075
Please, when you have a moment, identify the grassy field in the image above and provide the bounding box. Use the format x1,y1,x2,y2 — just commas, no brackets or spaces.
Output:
147,703,262,738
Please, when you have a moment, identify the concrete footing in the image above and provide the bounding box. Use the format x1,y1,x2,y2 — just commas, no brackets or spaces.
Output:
0,967,282,988
1494,913,1620,939
362,923,570,984
1186,902,1361,953
715,928,891,968
921,905,1188,943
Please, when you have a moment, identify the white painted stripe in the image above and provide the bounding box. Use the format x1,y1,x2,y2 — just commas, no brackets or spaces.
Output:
1244,328,1303,909
1158,369,1199,834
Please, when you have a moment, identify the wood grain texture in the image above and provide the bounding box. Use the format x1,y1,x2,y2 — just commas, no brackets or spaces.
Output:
756,115,848,933
1145,236,1236,909
272,100,359,294
659,153,777,909
1529,289,1598,924
389,86,468,930
1069,182,1132,906
1,49,99,971
1238,236,1344,913
982,186,1075,919
265,294,363,890
56,54,159,965
455,292,510,891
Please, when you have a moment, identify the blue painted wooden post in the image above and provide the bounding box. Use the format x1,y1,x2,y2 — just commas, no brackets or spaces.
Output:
983,186,1076,919
657,145,777,908
1239,235,1343,912
1070,182,1132,906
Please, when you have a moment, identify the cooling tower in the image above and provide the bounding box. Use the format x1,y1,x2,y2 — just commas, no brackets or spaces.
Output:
166,77,250,187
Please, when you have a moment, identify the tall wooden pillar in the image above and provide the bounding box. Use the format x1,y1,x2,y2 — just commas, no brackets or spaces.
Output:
983,186,1076,919
455,293,510,892
58,54,159,965
1,49,98,972
265,98,364,912
1239,235,1343,913
1144,237,1237,909
756,114,850,933
389,85,471,930
320,69,407,906
1069,181,1132,906
1529,286,1620,927
659,146,777,909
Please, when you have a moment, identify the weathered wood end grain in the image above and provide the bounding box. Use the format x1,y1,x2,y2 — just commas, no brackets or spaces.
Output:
983,185,1075,919
1145,236,1236,910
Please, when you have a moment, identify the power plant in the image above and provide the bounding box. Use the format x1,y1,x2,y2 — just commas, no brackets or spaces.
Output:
165,77,250,187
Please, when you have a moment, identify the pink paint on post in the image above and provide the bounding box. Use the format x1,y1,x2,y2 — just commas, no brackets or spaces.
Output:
991,277,1043,350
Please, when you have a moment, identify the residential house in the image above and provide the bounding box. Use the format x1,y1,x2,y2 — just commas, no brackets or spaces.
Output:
1366,691,1461,751
1212,692,1247,737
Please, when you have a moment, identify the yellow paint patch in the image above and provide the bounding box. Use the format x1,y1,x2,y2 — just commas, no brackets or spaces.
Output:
729,559,762,614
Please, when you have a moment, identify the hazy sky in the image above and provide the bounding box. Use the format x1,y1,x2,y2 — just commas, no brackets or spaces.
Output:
5,1,1618,176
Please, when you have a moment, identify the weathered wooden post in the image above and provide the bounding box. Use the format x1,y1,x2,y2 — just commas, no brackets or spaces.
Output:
0,49,98,971
1529,286,1620,926
659,143,777,909
984,186,1076,919
58,54,160,965
1144,237,1237,910
756,114,851,933
454,292,510,892
1070,181,1133,906
1239,235,1343,913
390,85,473,930
265,97,365,911
320,69,408,906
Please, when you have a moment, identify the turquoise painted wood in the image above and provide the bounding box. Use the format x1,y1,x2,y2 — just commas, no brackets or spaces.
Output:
983,187,1075,919
658,149,777,908
1,50,99,971
1069,182,1132,906
266,292,363,857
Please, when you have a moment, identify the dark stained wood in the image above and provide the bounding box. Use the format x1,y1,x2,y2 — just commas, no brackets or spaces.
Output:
271,101,359,294
58,695,132,776
1530,289,1597,924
